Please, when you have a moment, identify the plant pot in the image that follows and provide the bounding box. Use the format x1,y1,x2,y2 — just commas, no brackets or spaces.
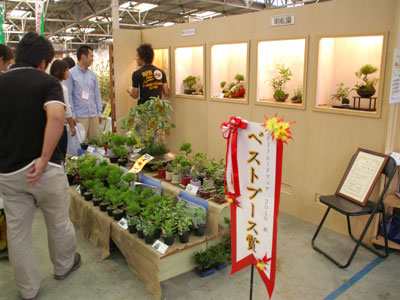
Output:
196,267,215,277
195,224,206,237
128,224,137,234
199,190,211,199
83,192,93,201
357,87,376,98
157,168,166,179
137,230,144,239
113,209,125,221
213,263,227,270
163,235,175,246
190,178,202,189
79,185,87,196
107,206,114,217
109,156,119,164
99,202,108,211
203,179,214,190
181,176,191,187
67,174,75,185
179,232,190,244
118,158,127,167
165,171,173,181
93,198,103,206
144,234,155,245
291,96,302,103
273,93,289,102
171,173,181,184
213,194,226,204
80,143,89,150
153,228,161,239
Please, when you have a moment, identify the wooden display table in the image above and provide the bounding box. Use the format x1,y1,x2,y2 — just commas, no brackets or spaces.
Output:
69,183,229,300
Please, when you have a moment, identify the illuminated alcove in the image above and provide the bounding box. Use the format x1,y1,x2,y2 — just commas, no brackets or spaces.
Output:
210,43,248,101
257,38,306,108
175,46,204,97
153,48,170,86
316,35,384,113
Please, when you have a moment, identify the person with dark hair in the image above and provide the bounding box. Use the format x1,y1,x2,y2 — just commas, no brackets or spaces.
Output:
0,32,80,300
62,56,75,69
50,59,77,156
0,44,14,73
127,43,169,104
65,44,102,140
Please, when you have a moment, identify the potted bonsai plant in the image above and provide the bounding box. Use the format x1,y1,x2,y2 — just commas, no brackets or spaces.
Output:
230,74,245,98
171,164,182,185
162,218,177,246
112,145,128,167
151,160,166,179
179,142,193,186
165,163,173,181
194,249,215,277
291,86,303,103
191,207,207,236
220,81,230,98
183,75,197,94
270,64,292,102
355,64,378,98
210,244,229,270
331,82,352,108
213,185,226,205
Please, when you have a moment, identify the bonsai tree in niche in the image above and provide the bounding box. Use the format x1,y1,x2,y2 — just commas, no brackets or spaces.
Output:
270,64,293,102
230,74,245,98
183,75,197,94
331,82,352,106
354,64,378,98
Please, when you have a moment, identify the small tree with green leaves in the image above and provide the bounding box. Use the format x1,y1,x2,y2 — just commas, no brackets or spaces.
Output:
355,64,378,93
270,64,293,100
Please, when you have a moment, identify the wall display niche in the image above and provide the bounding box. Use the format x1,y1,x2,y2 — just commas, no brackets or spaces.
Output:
315,35,385,115
210,42,248,103
153,48,170,87
175,46,204,98
257,38,307,109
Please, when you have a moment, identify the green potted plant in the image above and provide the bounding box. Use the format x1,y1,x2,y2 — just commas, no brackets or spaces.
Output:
291,86,303,103
151,160,166,179
191,207,207,236
183,75,197,94
127,215,139,234
210,244,229,270
165,163,173,181
220,81,229,97
331,82,352,107
171,164,182,184
83,179,95,201
270,64,293,102
355,64,378,98
107,166,124,187
176,202,192,243
142,219,156,244
179,142,193,186
111,145,128,167
213,185,226,205
80,139,89,150
194,249,215,277
66,159,77,185
230,74,245,98
161,218,177,246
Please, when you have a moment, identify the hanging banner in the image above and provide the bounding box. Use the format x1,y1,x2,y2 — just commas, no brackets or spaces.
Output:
35,2,44,35
221,115,294,298
0,3,5,45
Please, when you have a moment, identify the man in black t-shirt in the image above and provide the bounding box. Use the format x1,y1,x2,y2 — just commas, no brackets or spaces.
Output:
0,32,80,300
127,43,169,104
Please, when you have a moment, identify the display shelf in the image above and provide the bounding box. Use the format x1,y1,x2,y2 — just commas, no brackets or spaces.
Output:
153,48,170,87
256,38,307,109
174,46,205,99
314,34,385,116
210,42,248,103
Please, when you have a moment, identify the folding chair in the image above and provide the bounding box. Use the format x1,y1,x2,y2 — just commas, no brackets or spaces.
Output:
311,155,397,268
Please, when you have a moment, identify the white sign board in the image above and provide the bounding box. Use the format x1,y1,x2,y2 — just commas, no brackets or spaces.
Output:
181,28,196,37
270,15,295,27
389,49,400,103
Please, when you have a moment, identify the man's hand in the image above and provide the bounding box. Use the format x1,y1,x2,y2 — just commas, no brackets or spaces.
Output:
27,157,48,187
72,118,77,125
70,126,77,136
98,116,102,123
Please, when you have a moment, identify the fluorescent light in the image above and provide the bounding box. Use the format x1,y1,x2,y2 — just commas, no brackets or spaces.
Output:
65,27,78,33
80,27,96,33
89,16,105,23
8,9,31,18
119,1,138,9
191,11,221,19
133,3,158,12
49,36,74,42
148,20,159,25
2,24,12,30
164,22,175,27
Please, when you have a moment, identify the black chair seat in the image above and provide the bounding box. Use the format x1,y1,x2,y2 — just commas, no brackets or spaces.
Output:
319,195,378,216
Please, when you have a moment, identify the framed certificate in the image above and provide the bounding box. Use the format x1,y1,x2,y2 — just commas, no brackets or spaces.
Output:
336,148,388,206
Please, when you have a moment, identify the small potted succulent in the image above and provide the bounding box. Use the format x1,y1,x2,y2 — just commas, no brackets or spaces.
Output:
331,82,352,107
270,64,292,102
143,219,156,245
354,64,378,98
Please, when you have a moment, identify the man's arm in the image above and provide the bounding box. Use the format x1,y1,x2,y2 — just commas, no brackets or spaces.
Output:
162,83,170,97
127,87,139,99
27,103,65,187
94,74,102,123
65,75,76,120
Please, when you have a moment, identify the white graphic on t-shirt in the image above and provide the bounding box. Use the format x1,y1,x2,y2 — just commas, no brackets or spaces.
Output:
154,70,163,80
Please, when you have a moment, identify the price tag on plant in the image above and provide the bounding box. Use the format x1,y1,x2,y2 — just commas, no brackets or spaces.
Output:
129,154,154,173
185,184,199,195
118,218,128,230
152,240,168,254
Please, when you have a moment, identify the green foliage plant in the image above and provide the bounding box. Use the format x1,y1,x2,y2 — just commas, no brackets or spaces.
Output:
191,207,207,228
162,219,177,237
194,250,214,271
331,82,352,104
355,64,378,91
270,64,293,99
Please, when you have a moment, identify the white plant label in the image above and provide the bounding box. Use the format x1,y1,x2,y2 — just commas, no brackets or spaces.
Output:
152,240,168,254
185,184,199,195
118,218,128,230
